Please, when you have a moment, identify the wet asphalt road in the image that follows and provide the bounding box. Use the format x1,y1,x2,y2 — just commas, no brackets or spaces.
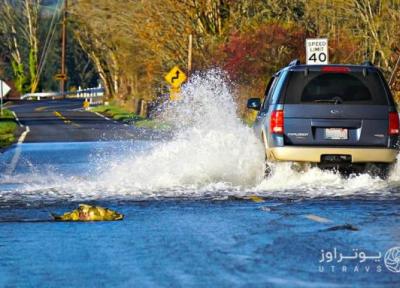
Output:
8,99,157,143
2,99,400,287
0,139,399,288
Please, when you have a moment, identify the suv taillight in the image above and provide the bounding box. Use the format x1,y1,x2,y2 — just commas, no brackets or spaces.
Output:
389,112,399,135
270,110,284,134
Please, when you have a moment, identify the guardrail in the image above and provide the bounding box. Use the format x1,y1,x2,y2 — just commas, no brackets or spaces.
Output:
20,85,105,106
20,92,61,100
73,86,104,106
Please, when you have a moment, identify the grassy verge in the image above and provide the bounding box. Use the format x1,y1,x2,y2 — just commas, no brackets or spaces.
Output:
91,105,170,130
0,109,18,148
92,104,256,129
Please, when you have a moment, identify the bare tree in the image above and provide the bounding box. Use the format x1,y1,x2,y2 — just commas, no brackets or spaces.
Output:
0,0,42,93
0,1,26,92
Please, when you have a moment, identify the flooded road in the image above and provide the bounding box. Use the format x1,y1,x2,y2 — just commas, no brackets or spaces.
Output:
1,198,400,287
1,140,399,287
1,71,400,287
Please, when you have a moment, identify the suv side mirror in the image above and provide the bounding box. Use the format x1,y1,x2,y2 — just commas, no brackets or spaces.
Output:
247,98,261,111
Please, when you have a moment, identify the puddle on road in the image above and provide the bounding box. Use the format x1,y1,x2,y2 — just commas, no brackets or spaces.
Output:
1,70,400,202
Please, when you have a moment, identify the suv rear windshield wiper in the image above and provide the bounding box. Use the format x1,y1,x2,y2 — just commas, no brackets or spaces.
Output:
313,97,343,104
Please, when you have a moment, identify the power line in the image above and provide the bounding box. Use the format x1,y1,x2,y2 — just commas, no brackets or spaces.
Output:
60,0,67,98
31,0,62,92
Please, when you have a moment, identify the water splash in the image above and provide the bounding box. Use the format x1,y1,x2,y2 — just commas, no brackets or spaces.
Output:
99,70,265,192
1,70,400,201
255,163,390,198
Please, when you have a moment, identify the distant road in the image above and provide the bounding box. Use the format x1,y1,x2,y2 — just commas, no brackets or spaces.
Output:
8,99,159,143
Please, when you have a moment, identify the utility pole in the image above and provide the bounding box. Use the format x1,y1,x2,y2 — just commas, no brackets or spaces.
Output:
0,81,3,117
60,0,67,99
187,34,192,75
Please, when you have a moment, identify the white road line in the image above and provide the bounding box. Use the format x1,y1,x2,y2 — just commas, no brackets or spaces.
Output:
305,214,333,223
12,111,24,127
95,112,111,121
124,124,129,127
18,126,30,144
94,112,121,125
6,126,30,175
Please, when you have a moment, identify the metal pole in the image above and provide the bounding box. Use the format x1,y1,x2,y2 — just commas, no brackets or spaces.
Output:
188,34,192,75
60,0,67,99
1,81,3,117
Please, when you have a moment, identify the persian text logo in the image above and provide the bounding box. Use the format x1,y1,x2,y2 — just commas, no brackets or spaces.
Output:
384,247,400,273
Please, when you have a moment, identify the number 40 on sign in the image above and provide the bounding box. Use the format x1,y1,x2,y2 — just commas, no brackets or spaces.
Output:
306,38,329,65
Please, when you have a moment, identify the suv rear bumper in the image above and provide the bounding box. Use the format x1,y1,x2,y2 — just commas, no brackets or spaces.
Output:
268,147,398,163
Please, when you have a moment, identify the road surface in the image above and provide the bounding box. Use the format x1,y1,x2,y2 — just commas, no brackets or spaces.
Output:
0,100,399,287
8,99,159,143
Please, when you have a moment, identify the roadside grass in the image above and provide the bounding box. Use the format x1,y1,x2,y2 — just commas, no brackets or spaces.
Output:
0,109,18,148
91,105,170,130
242,110,257,127
242,117,255,127
92,104,256,129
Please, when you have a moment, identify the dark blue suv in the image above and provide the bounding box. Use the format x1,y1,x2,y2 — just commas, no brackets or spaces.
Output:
247,60,399,176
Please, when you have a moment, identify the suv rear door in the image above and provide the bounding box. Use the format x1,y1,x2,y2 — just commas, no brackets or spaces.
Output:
282,66,393,147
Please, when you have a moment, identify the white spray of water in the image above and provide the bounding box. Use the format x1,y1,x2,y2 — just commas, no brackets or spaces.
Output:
99,70,265,193
2,69,400,200
255,163,390,198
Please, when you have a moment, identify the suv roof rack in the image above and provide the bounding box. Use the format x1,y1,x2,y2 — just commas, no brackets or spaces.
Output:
362,61,374,66
289,59,301,66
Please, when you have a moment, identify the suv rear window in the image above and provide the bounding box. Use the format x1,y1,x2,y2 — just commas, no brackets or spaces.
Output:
284,70,388,105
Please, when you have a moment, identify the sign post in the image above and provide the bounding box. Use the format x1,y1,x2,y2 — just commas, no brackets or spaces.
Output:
0,80,11,116
54,74,67,81
1,82,3,117
306,38,329,65
164,66,187,101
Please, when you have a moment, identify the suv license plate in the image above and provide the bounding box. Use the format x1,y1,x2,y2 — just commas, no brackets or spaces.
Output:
325,128,348,140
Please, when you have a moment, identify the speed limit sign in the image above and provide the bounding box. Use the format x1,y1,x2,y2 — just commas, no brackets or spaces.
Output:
306,38,329,65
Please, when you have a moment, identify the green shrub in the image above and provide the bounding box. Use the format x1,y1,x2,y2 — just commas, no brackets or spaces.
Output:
0,109,18,147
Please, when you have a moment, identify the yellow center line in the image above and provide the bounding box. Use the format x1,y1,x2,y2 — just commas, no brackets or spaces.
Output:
35,106,48,112
53,111,80,127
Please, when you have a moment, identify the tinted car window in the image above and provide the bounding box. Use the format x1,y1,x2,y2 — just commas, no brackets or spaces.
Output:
262,76,279,109
261,77,275,109
284,71,388,105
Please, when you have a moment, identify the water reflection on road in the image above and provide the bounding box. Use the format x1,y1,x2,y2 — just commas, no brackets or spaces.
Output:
0,140,399,287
